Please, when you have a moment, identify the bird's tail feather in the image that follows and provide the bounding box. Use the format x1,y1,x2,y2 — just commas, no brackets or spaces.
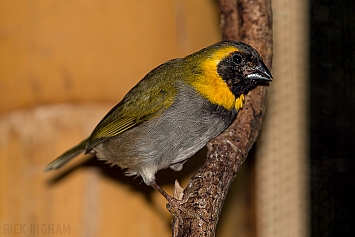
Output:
45,138,88,171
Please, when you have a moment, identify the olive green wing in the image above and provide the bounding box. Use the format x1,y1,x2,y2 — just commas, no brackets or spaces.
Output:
85,68,179,152
85,104,137,151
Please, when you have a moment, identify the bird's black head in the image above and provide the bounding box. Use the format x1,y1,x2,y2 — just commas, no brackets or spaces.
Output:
216,41,272,98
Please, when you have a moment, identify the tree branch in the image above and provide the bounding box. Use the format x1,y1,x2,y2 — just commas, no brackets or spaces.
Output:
171,0,273,236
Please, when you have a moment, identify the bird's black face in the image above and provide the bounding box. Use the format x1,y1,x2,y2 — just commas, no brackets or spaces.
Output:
217,48,272,97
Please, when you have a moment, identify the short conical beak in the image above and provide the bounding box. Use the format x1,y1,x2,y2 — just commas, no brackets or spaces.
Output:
246,61,273,81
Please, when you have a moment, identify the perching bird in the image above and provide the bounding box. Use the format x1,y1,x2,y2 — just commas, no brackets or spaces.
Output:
46,40,272,202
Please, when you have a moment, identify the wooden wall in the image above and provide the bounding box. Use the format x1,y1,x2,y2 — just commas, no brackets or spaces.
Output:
0,1,223,236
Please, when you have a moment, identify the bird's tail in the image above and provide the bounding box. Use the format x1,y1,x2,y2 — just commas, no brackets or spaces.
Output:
45,138,88,171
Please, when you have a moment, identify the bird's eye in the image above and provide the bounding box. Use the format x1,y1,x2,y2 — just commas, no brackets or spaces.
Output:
232,54,243,64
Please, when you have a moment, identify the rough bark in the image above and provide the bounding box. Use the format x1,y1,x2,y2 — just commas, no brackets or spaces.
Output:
170,0,273,236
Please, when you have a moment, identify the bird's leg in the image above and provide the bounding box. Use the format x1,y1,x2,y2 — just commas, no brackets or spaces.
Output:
150,180,175,202
150,180,207,223
150,180,187,222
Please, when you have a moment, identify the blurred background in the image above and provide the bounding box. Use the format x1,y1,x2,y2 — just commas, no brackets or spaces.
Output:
0,0,353,236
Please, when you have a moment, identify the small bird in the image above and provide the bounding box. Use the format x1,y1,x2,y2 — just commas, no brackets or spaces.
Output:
46,40,272,203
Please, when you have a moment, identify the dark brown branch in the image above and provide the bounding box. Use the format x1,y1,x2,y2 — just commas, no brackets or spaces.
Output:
219,0,240,40
171,1,273,236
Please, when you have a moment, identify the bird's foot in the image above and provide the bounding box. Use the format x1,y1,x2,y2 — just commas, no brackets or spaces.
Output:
150,180,206,223
223,139,242,154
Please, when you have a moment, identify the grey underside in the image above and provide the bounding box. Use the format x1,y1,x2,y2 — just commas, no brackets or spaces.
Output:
93,81,236,184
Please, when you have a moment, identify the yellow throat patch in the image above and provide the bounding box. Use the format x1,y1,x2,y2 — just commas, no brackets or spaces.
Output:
235,94,245,111
191,46,245,111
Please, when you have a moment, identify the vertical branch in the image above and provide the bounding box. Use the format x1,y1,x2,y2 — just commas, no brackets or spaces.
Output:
219,0,240,41
238,0,273,66
171,0,272,236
